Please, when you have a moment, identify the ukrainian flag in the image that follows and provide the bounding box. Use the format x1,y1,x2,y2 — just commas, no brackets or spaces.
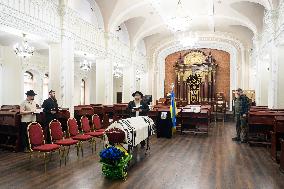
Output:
170,89,177,133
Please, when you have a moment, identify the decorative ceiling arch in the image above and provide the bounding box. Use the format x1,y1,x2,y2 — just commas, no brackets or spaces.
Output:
230,1,265,32
87,0,105,31
228,0,273,10
108,0,148,32
124,16,146,44
133,14,257,47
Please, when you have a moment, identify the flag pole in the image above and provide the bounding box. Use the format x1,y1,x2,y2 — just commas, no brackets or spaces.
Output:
170,83,177,135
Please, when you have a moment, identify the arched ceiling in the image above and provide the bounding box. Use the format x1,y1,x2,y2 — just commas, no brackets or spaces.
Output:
95,0,274,51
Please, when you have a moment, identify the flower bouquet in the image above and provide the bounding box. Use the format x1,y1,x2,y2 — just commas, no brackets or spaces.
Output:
99,146,132,180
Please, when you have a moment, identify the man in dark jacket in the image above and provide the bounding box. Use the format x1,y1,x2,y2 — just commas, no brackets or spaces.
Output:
42,90,58,143
128,91,149,148
128,91,149,117
232,88,250,143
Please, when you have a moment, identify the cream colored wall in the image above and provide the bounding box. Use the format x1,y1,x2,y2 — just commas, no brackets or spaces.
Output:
113,77,123,103
259,59,270,106
0,46,50,106
0,45,93,107
277,46,284,108
2,46,24,105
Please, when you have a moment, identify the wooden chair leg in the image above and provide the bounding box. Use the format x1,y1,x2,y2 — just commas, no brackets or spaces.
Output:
29,152,32,160
81,142,84,157
43,153,47,172
49,152,53,162
67,146,70,156
76,144,80,158
90,139,94,154
101,137,105,150
56,149,61,167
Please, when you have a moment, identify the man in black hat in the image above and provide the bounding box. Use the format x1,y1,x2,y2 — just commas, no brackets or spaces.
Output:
42,90,58,143
20,90,37,152
128,91,149,117
232,88,250,143
127,91,150,148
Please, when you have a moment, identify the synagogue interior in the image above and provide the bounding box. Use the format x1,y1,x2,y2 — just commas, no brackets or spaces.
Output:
1,0,284,189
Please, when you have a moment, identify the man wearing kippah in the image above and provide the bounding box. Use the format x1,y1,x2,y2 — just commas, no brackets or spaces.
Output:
232,88,250,143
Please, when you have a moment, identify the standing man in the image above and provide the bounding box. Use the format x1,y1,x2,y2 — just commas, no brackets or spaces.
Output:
232,88,250,143
128,91,149,117
128,91,149,148
20,90,37,152
42,90,58,143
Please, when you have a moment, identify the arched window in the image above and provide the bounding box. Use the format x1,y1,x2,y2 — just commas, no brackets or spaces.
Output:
23,71,33,96
80,79,86,105
43,73,49,100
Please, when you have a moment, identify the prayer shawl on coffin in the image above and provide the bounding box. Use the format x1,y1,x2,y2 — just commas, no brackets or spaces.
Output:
105,116,155,146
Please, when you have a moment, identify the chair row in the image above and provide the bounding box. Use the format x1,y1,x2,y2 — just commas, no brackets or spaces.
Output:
27,114,106,171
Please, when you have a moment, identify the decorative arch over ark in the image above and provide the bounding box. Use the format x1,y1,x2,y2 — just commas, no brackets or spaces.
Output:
165,49,230,104
150,32,245,109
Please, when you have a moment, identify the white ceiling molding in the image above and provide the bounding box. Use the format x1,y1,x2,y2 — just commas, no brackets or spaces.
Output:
108,0,148,32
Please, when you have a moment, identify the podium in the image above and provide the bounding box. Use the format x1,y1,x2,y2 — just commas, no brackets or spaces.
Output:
156,110,173,139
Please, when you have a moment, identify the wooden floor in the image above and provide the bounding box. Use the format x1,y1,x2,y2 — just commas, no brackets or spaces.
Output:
1,122,284,189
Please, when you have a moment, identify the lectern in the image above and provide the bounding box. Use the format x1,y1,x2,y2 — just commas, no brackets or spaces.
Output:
156,110,173,138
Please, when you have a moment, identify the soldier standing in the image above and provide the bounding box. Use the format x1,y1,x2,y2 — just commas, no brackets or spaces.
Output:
232,88,250,143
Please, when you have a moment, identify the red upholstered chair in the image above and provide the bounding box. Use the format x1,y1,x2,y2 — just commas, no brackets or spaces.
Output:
92,114,105,132
67,118,93,157
81,116,104,151
49,120,79,165
27,122,61,172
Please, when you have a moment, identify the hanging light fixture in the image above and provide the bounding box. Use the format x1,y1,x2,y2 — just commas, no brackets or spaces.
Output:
136,69,142,81
149,0,192,32
166,0,192,32
177,32,199,48
113,62,123,78
80,54,92,71
13,33,35,59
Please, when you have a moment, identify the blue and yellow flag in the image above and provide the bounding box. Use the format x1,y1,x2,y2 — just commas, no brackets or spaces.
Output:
170,89,177,131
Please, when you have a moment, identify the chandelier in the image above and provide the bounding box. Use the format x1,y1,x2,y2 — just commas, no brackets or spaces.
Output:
113,63,123,78
149,0,192,32
177,32,199,48
13,34,35,59
80,54,92,71
136,69,143,81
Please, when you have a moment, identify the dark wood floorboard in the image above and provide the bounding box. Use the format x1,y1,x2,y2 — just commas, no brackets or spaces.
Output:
0,122,284,189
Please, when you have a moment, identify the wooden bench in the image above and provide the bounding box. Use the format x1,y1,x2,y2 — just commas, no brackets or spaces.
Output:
271,116,284,161
248,111,284,146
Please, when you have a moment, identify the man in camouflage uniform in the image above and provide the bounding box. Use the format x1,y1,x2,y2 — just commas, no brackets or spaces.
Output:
232,88,250,143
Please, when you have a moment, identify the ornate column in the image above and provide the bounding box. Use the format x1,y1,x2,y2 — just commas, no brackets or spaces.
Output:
267,43,278,109
208,70,212,102
105,58,113,105
0,46,3,106
49,43,61,102
60,37,75,115
263,9,278,108
47,2,75,117
276,45,284,108
180,73,184,100
96,58,107,104
122,63,135,103
212,67,217,101
204,74,208,102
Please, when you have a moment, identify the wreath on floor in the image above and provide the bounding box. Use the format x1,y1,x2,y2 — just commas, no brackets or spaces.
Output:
99,146,132,180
